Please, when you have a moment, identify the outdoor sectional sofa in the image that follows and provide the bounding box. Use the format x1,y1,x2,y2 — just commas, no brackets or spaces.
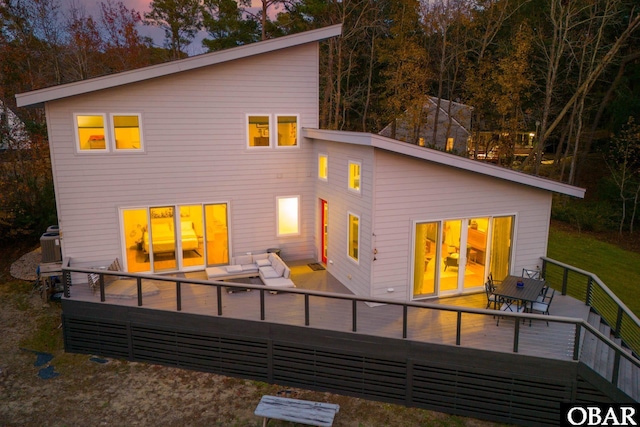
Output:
205,252,295,290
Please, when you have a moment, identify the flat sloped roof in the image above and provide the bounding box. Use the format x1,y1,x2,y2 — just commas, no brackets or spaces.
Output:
16,24,342,108
303,128,585,198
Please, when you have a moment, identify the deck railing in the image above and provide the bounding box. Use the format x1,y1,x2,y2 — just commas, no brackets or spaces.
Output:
541,256,640,358
61,257,639,400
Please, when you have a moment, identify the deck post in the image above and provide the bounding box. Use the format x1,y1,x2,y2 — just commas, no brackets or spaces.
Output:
304,294,310,326
260,290,265,320
614,306,623,338
402,306,408,339
99,273,105,302
573,324,581,360
63,269,70,298
562,268,569,296
137,277,142,306
176,281,181,311
217,285,222,315
352,300,357,332
513,319,520,353
611,350,620,388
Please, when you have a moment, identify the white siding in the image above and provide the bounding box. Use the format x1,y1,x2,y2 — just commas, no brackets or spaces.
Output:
371,150,552,301
313,141,374,297
47,44,319,268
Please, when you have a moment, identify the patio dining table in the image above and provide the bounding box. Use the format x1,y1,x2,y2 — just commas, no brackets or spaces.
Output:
493,275,546,314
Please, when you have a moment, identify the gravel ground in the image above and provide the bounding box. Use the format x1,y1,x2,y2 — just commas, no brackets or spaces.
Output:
1,245,502,427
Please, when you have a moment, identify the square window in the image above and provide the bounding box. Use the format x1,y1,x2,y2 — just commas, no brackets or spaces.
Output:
318,154,328,181
277,115,298,147
277,196,300,236
75,114,107,151
248,115,271,147
113,114,143,150
348,161,361,193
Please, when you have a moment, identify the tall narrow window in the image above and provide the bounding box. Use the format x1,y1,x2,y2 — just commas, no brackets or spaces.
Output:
348,161,361,193
113,114,142,150
247,115,270,147
490,216,514,282
318,154,328,181
75,114,107,151
348,213,359,262
277,115,298,147
446,137,454,151
277,196,300,236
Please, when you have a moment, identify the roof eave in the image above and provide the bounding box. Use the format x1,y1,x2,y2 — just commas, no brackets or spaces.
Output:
16,24,342,108
303,128,586,199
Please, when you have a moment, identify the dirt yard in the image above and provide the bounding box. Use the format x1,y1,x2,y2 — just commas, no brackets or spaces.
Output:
0,241,502,427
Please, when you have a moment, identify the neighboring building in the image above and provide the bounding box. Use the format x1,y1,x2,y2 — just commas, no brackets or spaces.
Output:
16,25,584,303
378,97,472,154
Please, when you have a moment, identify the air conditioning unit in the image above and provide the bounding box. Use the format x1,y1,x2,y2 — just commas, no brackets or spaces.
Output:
40,232,62,263
46,225,60,234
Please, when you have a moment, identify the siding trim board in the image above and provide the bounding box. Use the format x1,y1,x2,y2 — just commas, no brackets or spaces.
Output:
61,299,625,426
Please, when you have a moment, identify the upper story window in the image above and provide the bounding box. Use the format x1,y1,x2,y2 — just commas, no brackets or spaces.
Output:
75,113,144,153
113,114,142,151
247,115,271,147
348,161,361,193
318,154,328,181
277,115,298,147
76,114,107,151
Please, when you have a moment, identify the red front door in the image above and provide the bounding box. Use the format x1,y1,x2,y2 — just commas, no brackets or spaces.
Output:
321,199,328,263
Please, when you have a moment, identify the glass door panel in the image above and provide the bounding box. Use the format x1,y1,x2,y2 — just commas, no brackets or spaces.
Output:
205,203,229,266
440,220,461,292
490,216,514,282
463,217,489,289
122,208,150,273
179,205,204,269
413,222,439,298
150,206,177,272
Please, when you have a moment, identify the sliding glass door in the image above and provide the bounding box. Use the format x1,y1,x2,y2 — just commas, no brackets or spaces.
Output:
121,203,229,273
413,215,514,299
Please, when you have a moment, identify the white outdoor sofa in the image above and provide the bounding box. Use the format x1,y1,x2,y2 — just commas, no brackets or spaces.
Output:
205,252,295,290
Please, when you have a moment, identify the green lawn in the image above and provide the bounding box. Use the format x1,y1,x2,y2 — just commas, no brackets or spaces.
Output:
547,225,640,316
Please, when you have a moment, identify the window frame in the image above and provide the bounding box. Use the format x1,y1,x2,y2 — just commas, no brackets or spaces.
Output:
246,114,273,148
74,113,109,153
111,113,144,152
347,212,360,263
318,153,328,181
348,160,361,194
275,114,300,148
276,195,301,237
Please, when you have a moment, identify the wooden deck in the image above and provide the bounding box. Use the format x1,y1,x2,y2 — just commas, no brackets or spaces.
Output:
65,259,592,362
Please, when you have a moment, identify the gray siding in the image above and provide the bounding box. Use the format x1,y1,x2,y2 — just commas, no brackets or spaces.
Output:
371,150,552,301
46,44,320,269
313,141,374,297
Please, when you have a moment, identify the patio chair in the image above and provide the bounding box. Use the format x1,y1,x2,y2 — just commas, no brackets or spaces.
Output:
484,281,499,309
529,288,555,326
522,268,542,280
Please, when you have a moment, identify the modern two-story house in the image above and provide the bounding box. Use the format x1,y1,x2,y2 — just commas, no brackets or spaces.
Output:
16,24,584,304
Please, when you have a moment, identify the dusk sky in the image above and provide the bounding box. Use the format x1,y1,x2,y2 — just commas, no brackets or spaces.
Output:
76,0,274,55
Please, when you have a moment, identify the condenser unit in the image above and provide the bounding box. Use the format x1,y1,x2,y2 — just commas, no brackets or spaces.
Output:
40,232,62,263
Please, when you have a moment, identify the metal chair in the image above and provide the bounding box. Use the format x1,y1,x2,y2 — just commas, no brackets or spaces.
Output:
522,268,542,280
484,281,499,309
529,288,555,326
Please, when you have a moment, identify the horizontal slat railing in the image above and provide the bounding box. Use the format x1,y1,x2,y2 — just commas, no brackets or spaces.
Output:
541,256,640,357
61,257,639,400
